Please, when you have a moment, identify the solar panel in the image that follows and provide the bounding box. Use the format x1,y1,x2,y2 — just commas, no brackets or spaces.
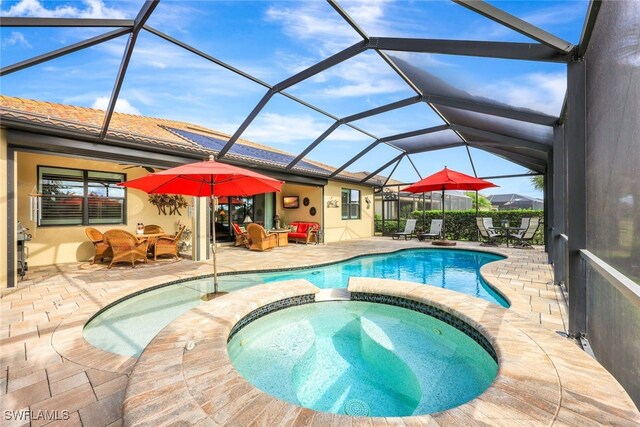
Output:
168,127,331,174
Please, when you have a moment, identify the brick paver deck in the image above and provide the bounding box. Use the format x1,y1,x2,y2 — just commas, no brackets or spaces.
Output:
1,238,637,426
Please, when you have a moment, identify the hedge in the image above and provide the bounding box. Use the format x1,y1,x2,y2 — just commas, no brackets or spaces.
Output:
375,210,545,245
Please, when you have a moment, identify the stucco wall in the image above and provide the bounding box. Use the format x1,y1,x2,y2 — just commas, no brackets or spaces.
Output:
274,181,374,242
323,181,374,242
12,151,375,268
276,183,323,227
17,152,194,267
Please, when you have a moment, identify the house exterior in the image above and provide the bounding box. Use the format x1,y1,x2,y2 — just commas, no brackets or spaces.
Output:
487,193,544,211
0,96,375,288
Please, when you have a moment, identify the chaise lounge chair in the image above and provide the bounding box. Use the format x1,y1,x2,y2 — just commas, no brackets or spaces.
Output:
417,219,443,241
391,219,417,240
246,223,277,251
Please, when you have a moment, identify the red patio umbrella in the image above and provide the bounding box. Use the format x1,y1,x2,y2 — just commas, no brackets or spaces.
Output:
120,155,283,292
402,167,497,243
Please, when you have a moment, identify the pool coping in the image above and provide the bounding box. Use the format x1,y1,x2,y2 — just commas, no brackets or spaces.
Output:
122,279,640,426
87,245,511,323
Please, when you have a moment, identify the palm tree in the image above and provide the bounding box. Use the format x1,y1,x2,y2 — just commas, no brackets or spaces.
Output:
464,192,492,210
530,174,544,191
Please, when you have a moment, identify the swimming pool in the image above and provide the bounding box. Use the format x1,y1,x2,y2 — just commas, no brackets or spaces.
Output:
83,248,506,357
228,301,498,416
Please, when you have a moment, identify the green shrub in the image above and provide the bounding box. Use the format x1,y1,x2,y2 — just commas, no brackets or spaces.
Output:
375,210,545,245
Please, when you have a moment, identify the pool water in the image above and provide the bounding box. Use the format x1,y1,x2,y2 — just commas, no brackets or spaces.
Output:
84,249,506,357
83,281,213,357
258,249,505,305
228,301,498,417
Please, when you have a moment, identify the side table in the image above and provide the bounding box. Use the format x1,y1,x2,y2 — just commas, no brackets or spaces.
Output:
269,229,289,246
310,229,324,244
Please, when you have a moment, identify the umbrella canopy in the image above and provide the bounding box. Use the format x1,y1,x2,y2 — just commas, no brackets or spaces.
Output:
120,156,283,292
402,167,497,242
120,157,282,197
402,167,497,193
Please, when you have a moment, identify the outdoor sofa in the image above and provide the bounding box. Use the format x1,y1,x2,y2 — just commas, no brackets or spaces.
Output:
288,221,319,244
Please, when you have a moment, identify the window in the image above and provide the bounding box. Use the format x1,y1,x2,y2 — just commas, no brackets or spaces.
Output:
341,188,360,220
38,166,126,226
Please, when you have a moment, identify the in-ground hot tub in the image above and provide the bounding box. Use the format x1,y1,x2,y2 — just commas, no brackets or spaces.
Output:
123,280,639,426
228,300,498,417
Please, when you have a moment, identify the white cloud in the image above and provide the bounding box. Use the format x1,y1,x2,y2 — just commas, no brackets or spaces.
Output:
475,72,566,115
523,4,586,28
264,0,386,76
265,2,363,56
3,0,127,18
266,0,400,53
462,3,586,42
340,0,390,33
242,113,331,144
264,1,414,100
91,97,141,115
1,31,32,48
237,113,369,145
323,80,404,98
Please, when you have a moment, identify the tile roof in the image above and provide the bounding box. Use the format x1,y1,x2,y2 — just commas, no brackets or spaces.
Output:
487,193,543,203
0,96,365,182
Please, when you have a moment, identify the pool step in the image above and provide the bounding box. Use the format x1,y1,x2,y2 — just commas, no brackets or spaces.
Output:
315,288,351,301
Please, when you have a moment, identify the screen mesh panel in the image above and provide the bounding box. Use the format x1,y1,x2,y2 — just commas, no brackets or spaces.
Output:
583,0,640,408
389,129,463,154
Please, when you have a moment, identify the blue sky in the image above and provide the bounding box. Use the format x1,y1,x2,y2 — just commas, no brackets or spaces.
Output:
0,0,590,197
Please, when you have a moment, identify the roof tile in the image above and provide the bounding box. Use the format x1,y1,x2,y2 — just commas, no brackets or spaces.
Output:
0,95,364,181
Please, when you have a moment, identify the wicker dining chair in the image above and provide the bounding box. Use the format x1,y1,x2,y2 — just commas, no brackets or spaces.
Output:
85,227,113,265
102,229,149,268
153,225,186,261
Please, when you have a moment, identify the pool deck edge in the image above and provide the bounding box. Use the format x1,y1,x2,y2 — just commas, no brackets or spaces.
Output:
2,239,637,426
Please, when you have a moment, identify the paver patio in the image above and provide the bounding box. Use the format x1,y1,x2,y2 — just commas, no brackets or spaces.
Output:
1,238,637,426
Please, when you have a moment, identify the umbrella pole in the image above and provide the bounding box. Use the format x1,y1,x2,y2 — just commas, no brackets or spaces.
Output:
422,193,426,233
475,190,479,241
211,180,219,293
441,187,445,239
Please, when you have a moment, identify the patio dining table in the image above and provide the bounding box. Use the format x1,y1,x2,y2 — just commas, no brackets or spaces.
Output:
135,232,166,240
135,232,167,252
492,226,523,247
